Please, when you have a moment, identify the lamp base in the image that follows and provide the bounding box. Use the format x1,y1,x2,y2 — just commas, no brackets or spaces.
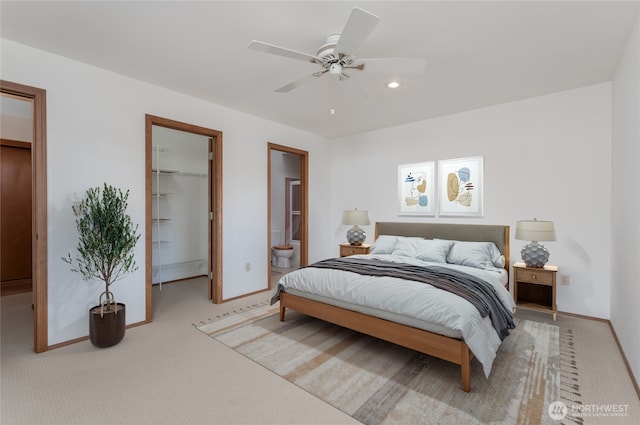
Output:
346,226,366,245
521,241,550,268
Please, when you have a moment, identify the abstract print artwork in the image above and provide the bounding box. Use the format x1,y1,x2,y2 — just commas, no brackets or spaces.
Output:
398,162,435,216
438,156,483,217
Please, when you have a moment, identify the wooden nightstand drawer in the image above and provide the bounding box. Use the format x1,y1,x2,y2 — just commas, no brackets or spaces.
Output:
340,243,371,257
516,269,553,286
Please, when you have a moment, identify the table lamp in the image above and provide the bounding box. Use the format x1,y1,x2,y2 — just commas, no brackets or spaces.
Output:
515,218,556,268
342,209,370,245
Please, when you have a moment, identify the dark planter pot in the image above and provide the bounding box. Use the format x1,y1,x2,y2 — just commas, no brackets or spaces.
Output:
89,303,126,348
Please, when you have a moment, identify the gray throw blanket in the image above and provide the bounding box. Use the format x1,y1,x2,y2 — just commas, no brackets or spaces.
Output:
306,257,515,341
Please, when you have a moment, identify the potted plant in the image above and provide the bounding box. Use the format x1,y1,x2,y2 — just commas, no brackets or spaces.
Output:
63,183,140,348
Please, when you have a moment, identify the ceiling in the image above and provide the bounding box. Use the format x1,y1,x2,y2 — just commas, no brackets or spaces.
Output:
1,1,638,139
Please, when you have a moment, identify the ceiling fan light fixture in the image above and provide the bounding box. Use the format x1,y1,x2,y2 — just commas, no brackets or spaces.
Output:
329,63,343,76
387,81,400,89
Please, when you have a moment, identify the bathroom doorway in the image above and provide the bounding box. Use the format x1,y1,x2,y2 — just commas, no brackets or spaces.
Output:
267,143,308,287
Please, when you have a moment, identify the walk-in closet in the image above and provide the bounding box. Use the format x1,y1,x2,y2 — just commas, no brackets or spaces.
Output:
151,126,209,287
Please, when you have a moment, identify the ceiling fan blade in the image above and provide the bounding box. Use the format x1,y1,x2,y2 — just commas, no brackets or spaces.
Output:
358,57,428,74
248,40,321,64
335,8,380,55
275,73,323,93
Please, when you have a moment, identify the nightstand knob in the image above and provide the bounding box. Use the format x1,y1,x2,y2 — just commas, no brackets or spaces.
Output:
531,274,536,279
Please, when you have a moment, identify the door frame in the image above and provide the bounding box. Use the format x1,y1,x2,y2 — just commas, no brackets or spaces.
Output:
145,115,223,323
267,143,308,283
1,80,48,353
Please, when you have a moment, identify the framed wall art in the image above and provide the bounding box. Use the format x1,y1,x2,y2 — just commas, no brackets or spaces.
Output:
398,161,436,216
438,156,483,217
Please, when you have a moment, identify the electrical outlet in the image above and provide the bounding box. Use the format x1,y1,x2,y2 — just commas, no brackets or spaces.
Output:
245,262,251,272
560,274,570,285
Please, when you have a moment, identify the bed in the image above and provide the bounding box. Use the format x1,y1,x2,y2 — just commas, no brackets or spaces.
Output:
272,222,515,392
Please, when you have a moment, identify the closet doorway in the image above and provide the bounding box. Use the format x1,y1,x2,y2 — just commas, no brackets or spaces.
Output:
267,143,308,287
0,80,48,353
145,115,222,323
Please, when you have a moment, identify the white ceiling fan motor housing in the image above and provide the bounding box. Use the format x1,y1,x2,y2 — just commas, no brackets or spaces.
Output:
317,34,340,61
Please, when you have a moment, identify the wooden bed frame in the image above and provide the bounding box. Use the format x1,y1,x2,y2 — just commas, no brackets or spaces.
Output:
278,222,510,392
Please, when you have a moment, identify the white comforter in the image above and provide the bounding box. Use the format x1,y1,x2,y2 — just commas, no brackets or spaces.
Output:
274,254,516,377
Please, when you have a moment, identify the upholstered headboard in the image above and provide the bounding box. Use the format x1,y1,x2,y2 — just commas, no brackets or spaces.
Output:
374,222,510,273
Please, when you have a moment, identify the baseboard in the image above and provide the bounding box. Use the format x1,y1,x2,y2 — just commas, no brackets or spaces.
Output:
46,319,147,351
608,322,640,400
557,310,608,322
47,335,88,351
221,288,271,303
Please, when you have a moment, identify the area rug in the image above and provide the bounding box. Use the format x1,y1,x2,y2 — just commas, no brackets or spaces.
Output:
197,305,560,425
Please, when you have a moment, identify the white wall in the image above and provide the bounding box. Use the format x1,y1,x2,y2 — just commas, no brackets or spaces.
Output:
1,39,332,346
0,95,32,142
331,83,613,319
611,14,640,386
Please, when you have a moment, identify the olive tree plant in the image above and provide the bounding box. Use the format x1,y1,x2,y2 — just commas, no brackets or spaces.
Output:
63,183,141,311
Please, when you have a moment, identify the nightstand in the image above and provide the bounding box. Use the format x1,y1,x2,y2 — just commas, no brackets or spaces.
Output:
340,243,371,257
513,262,558,321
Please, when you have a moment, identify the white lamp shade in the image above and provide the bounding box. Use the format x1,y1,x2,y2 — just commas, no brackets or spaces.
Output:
515,219,556,242
342,209,370,226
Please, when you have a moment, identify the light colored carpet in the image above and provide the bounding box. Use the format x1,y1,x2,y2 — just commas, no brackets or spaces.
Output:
1,279,357,425
198,306,560,425
3,278,638,424
517,308,640,425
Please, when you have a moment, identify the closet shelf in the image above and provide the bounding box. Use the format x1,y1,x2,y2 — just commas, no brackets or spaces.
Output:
152,168,207,178
178,171,208,178
152,168,178,174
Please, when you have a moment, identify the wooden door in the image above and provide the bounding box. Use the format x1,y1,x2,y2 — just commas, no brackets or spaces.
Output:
1,139,33,295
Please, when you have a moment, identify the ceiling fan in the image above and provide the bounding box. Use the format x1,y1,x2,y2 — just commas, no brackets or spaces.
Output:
247,7,427,98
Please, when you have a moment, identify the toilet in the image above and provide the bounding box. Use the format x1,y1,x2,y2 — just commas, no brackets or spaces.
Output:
271,229,295,268
272,245,294,268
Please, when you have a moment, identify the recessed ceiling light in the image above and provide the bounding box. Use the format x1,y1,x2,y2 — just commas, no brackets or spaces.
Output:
330,108,336,115
387,81,400,89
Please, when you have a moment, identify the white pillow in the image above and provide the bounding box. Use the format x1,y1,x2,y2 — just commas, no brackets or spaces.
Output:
391,238,417,257
370,235,398,254
438,239,505,270
389,236,424,257
413,239,455,263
